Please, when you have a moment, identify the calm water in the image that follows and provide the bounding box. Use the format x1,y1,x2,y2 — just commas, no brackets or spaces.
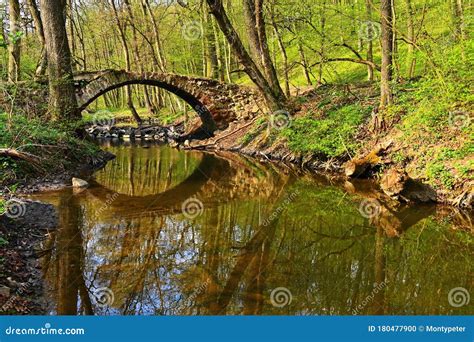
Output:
31,141,473,315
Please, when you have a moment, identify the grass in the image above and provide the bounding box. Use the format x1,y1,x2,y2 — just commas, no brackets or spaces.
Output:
280,104,372,158
0,112,100,186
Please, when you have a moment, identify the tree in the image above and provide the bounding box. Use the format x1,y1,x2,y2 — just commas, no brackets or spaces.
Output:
40,0,80,120
109,0,142,125
26,0,48,77
206,0,287,111
7,0,21,83
379,0,394,108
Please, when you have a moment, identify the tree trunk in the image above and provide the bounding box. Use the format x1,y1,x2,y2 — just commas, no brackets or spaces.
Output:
254,0,285,100
243,0,261,64
269,12,290,96
143,0,166,71
7,0,21,82
123,0,155,115
379,0,394,108
206,0,286,110
318,4,327,85
40,0,80,121
405,0,416,78
110,0,142,125
26,0,48,77
204,6,219,79
365,0,374,81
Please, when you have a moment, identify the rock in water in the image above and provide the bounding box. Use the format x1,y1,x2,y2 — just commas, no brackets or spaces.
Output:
72,177,89,188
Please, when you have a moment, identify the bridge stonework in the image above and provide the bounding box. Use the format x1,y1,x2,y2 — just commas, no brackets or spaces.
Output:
74,70,265,133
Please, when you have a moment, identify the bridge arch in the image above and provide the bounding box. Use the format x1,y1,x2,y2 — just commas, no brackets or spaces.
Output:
75,70,263,134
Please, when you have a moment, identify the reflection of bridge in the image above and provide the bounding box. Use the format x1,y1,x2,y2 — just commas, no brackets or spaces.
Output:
86,151,289,218
74,70,264,133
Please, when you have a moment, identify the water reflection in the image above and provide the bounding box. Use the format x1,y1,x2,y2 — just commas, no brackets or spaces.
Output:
33,142,473,315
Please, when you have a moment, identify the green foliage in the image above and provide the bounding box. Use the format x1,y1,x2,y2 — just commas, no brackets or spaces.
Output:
0,112,99,185
281,104,371,158
426,162,456,189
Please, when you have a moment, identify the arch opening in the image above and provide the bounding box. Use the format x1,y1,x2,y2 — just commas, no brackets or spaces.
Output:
77,77,218,135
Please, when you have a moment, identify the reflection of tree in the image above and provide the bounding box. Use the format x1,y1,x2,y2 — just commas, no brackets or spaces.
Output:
43,189,94,315
38,146,472,316
370,225,386,315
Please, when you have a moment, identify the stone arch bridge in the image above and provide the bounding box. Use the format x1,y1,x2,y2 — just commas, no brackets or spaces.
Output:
74,70,264,133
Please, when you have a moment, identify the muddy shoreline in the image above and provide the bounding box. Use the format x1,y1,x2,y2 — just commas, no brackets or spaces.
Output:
0,150,115,314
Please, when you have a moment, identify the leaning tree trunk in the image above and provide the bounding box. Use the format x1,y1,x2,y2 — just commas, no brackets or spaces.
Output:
379,0,394,108
7,0,21,83
206,0,286,111
254,0,285,101
40,0,80,121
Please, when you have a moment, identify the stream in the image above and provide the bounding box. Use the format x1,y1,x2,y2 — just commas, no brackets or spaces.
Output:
30,141,472,315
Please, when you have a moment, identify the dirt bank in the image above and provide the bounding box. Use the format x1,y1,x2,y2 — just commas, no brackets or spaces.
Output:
0,200,58,314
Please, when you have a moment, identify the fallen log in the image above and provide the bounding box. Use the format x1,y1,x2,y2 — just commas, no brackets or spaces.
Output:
0,148,41,166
